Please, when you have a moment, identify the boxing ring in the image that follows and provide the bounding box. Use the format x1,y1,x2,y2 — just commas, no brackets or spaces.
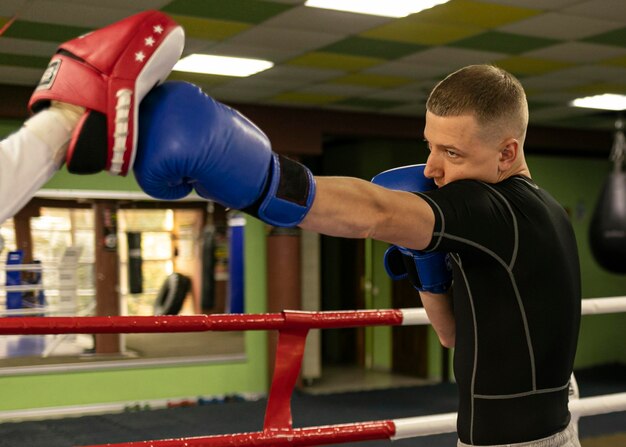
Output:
1,297,625,447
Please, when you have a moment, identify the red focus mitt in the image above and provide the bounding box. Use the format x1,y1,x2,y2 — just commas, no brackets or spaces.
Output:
29,10,184,176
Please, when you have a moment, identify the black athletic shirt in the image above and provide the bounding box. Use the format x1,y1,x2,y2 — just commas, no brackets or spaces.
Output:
419,175,581,446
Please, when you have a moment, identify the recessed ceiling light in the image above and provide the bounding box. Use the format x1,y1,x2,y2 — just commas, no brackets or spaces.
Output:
173,54,273,77
304,0,449,18
570,93,626,111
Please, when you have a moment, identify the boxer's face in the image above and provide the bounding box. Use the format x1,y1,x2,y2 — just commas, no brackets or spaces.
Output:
423,111,506,187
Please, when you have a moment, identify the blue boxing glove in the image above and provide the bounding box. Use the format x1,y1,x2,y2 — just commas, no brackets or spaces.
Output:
371,164,451,294
135,81,315,227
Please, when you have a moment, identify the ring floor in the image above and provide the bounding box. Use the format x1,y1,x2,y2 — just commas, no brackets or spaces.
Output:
1,364,624,447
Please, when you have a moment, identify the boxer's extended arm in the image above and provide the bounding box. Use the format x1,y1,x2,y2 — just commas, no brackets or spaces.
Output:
0,102,82,224
300,176,435,250
300,177,455,346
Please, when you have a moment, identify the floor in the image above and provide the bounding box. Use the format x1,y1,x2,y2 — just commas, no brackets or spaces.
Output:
301,365,435,395
0,364,623,447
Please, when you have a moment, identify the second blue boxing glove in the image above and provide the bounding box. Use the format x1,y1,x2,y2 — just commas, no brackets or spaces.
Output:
371,164,452,294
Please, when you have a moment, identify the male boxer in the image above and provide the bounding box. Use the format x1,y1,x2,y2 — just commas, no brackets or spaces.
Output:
134,64,581,447
0,10,184,224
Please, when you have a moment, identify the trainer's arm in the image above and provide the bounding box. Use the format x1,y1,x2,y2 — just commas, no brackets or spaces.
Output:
0,103,82,224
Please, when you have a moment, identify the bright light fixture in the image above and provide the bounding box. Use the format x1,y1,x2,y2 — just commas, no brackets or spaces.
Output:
173,54,273,77
304,0,449,18
571,93,626,111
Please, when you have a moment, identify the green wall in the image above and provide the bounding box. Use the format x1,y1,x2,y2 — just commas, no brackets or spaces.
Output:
527,154,626,368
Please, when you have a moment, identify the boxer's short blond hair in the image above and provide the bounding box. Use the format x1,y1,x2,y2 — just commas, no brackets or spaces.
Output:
426,65,529,145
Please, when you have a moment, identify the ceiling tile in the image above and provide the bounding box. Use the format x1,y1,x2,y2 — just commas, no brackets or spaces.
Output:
0,0,31,16
451,31,559,54
287,52,382,72
362,17,483,46
415,0,540,28
478,0,583,8
0,37,57,57
603,55,626,68
364,83,430,102
498,12,624,40
402,46,508,69
299,83,380,98
202,42,302,63
43,0,171,10
521,73,597,91
584,26,626,48
524,42,626,63
0,65,44,86
169,15,251,40
182,37,217,55
0,52,48,69
329,73,414,89
253,65,345,83
167,71,231,89
225,25,340,53
322,37,425,60
568,82,626,95
11,1,132,28
495,56,573,76
562,0,626,22
363,60,451,81
163,0,293,24
2,19,91,42
207,77,308,102
262,5,392,35
0,0,625,132
551,64,626,81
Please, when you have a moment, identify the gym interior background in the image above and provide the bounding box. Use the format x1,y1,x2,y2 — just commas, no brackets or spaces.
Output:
0,0,624,445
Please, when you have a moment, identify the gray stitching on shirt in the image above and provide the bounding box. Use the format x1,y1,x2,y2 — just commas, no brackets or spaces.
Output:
474,382,569,400
514,176,540,190
450,253,478,445
417,192,445,251
439,233,537,391
481,182,519,270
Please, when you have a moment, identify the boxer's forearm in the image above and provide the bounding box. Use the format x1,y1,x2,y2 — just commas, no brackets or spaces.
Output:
420,290,455,348
300,176,435,250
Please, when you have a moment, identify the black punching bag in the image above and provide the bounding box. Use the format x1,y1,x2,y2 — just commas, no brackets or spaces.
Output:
589,121,626,273
127,232,143,294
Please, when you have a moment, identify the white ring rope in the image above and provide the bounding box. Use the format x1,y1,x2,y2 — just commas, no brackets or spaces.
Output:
401,296,626,325
391,392,626,439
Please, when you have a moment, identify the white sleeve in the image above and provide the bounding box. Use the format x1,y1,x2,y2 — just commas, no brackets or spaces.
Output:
0,109,74,224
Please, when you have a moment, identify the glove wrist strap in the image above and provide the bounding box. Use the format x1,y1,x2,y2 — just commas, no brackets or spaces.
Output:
245,154,316,227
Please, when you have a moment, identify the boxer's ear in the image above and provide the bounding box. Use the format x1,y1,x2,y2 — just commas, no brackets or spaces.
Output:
498,138,519,172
